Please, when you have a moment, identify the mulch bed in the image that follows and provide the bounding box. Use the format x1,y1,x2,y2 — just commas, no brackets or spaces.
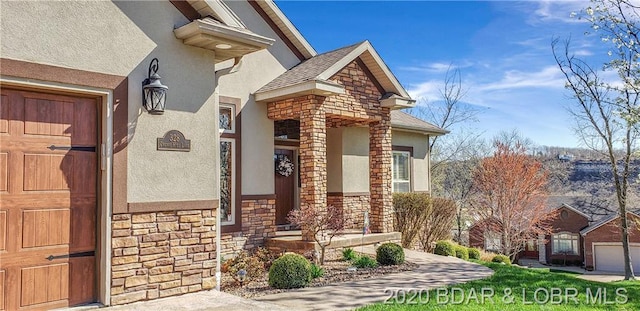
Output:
222,250,418,298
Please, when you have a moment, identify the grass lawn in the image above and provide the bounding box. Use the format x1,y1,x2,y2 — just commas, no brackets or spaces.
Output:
358,261,640,310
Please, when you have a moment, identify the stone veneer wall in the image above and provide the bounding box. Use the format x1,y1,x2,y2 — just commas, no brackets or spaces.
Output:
328,194,371,229
220,198,277,257
110,199,275,305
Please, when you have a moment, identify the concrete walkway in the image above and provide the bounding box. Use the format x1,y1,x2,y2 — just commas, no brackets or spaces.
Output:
83,247,492,311
517,258,626,283
255,246,493,311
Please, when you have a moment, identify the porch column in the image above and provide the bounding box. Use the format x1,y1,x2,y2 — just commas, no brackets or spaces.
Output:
369,111,393,233
299,95,327,241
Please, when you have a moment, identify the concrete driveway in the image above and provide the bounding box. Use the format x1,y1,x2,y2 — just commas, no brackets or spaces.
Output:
255,246,493,311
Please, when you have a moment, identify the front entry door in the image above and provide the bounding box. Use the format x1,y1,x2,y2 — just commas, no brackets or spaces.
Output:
0,89,98,310
275,149,295,225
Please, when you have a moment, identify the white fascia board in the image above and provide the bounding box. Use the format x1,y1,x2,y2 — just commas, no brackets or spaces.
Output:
559,203,591,219
254,80,344,102
317,41,411,98
202,0,246,28
261,0,317,58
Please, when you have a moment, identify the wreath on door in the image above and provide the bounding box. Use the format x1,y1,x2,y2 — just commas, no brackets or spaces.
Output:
276,155,295,177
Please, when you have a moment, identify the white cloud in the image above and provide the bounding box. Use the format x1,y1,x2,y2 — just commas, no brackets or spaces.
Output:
478,66,566,91
530,0,586,25
406,80,441,102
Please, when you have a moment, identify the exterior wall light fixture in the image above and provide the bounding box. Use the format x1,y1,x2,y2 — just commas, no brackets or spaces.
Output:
142,58,168,114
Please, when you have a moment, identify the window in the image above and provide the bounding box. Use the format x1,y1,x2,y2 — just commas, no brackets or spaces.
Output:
392,150,411,192
219,105,235,134
552,232,579,255
484,232,502,252
220,138,235,225
219,103,237,226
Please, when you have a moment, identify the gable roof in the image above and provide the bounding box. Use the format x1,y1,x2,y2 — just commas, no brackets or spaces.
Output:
254,41,413,105
580,211,640,236
391,110,448,135
552,203,591,220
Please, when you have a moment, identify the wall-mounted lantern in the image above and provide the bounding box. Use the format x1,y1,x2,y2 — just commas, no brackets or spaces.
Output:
142,58,168,114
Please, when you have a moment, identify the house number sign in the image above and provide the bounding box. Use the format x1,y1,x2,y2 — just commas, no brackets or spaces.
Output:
157,130,191,152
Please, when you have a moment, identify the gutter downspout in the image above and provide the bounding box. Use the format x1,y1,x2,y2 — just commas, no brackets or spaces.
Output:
214,56,243,291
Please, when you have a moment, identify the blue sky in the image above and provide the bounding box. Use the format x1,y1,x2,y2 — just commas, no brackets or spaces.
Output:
275,0,613,147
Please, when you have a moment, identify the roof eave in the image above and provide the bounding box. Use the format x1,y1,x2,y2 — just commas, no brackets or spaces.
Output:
391,125,448,136
254,79,345,103
255,0,317,59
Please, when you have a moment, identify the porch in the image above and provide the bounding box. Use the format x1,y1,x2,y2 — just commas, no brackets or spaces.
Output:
265,229,401,254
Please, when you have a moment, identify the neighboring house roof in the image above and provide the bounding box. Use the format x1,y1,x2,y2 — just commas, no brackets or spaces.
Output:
545,195,615,222
551,203,591,220
255,40,414,106
580,211,640,236
390,110,448,135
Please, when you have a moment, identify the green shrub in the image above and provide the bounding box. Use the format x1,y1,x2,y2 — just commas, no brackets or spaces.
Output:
268,253,312,289
353,256,378,269
467,247,481,260
491,254,511,265
454,245,469,260
342,248,358,261
376,243,405,266
310,263,324,279
434,240,455,256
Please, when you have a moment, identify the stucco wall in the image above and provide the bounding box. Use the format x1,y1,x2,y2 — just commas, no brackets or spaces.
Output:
341,127,370,193
220,0,302,196
392,130,430,192
1,1,219,203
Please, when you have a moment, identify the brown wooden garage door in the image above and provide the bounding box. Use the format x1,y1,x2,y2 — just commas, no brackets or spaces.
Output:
0,89,98,310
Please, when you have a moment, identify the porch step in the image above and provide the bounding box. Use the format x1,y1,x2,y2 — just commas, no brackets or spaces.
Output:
276,224,300,232
266,231,401,254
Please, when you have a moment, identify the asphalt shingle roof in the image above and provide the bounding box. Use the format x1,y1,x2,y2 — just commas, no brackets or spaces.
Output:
256,42,363,93
390,110,448,135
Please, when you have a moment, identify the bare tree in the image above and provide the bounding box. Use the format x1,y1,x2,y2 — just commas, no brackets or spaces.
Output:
471,142,554,261
288,205,349,265
553,0,640,279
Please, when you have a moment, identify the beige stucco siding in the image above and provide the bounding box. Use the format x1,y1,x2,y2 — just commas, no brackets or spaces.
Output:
341,127,371,193
392,130,430,192
2,1,220,203
219,0,302,195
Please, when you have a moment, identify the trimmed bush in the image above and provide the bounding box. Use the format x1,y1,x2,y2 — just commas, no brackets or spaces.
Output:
310,263,324,279
342,248,358,261
376,243,405,266
434,240,455,256
268,253,312,289
353,256,378,269
467,247,481,260
454,245,469,260
491,254,511,265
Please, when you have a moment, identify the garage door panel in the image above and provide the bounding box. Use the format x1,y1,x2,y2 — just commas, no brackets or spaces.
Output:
0,153,7,192
0,211,5,251
72,152,96,195
68,257,95,305
0,94,8,134
0,270,5,310
595,244,640,273
72,99,98,145
22,209,70,248
20,264,69,307
23,154,73,191
24,98,73,137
